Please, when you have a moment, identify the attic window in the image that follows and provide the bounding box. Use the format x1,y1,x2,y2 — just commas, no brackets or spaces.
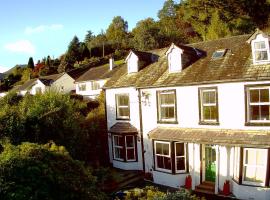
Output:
212,49,226,59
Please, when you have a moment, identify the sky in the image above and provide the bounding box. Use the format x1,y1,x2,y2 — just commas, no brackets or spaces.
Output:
0,0,169,73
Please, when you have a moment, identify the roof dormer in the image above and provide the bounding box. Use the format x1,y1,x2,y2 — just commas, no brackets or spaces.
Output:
165,43,183,73
125,51,139,74
247,29,270,65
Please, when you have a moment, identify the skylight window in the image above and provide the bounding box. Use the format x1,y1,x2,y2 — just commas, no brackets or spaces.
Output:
212,49,227,59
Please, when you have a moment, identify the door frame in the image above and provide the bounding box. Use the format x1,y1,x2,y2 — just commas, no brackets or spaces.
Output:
201,144,218,183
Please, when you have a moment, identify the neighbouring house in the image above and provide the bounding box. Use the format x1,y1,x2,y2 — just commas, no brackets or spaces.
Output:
17,72,75,95
75,58,120,99
103,29,270,200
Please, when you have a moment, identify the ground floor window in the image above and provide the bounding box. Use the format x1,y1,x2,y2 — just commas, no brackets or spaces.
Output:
154,140,187,173
112,134,137,162
233,147,268,186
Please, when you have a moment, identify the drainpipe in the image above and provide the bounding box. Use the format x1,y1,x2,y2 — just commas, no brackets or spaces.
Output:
192,143,195,190
138,88,145,173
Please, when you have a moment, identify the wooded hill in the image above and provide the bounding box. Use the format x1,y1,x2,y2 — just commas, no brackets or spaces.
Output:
1,0,270,91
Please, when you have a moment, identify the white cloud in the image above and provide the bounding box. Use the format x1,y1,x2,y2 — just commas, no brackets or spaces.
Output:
4,40,35,55
0,66,10,73
24,24,64,35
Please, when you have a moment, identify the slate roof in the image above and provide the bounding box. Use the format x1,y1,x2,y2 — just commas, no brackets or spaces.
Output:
17,79,38,91
149,127,270,147
75,64,120,83
104,34,270,89
39,73,66,86
108,122,138,134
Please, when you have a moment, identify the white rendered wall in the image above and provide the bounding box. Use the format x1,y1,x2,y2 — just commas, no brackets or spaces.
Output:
106,87,143,170
51,73,75,93
75,79,106,99
127,53,138,74
30,80,46,95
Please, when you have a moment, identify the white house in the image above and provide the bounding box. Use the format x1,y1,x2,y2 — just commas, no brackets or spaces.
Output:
104,29,270,200
18,72,75,95
75,58,120,99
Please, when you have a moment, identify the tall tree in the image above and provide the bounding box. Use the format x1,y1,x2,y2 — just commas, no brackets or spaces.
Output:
27,57,34,69
84,30,95,57
132,18,160,50
106,16,128,49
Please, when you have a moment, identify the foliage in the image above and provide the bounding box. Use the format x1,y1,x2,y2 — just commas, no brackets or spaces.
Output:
0,142,107,200
27,57,35,69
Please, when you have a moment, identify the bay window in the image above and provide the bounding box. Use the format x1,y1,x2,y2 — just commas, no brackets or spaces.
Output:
112,135,136,162
92,81,100,90
154,141,187,174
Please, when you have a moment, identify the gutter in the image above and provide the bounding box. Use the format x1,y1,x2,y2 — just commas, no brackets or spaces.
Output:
138,88,145,173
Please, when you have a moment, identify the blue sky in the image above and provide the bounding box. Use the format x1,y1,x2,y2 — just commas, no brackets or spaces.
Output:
0,0,170,72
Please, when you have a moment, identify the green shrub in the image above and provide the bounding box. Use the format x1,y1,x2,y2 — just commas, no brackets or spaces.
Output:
0,142,108,200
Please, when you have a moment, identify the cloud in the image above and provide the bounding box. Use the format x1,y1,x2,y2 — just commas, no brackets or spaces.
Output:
4,40,35,55
0,66,10,73
24,24,64,35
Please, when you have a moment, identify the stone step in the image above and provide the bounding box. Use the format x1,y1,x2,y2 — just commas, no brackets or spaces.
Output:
196,184,215,191
202,181,215,186
194,188,215,195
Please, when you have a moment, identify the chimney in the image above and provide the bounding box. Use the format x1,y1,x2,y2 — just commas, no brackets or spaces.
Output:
109,56,115,70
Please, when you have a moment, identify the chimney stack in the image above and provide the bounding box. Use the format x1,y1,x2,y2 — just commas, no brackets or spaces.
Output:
109,56,114,70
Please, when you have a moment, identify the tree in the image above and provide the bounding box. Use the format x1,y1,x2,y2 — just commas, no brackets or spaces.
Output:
0,142,107,200
27,57,34,69
106,16,128,49
65,36,81,66
84,30,95,57
132,18,160,50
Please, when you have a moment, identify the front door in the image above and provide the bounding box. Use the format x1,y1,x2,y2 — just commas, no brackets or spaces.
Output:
204,145,216,182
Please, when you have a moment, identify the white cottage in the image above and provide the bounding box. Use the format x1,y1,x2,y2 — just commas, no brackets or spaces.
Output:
75,58,120,99
17,72,75,95
104,29,270,200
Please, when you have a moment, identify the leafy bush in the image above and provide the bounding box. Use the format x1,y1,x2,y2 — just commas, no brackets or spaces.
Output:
0,142,108,200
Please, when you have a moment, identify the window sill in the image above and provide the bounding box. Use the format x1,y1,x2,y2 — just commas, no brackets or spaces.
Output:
232,178,267,188
157,120,178,124
116,118,130,121
113,158,138,163
245,122,270,126
199,121,219,126
154,169,188,175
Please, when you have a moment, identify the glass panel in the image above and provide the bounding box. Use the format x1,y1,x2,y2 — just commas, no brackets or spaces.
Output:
250,105,259,120
164,157,171,170
115,148,124,159
119,107,129,117
176,157,185,171
160,93,174,104
255,169,265,183
161,107,175,119
157,155,163,168
255,51,268,61
245,149,256,165
250,90,259,103
156,143,162,154
118,95,129,106
254,41,266,49
127,149,135,160
162,143,170,155
261,105,270,120
244,166,255,182
260,89,269,102
126,136,134,147
256,150,265,166
203,106,217,120
175,143,184,156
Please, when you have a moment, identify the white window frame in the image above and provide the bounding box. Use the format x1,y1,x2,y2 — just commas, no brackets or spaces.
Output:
247,86,270,123
233,147,240,182
175,142,186,173
116,94,130,119
200,88,218,123
125,135,136,162
154,141,172,173
157,90,177,122
78,83,86,91
251,35,270,64
242,148,267,186
91,81,100,90
112,135,124,161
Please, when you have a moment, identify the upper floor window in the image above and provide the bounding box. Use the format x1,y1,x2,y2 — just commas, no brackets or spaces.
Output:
154,141,187,173
212,49,226,60
157,90,177,123
92,81,100,90
246,85,270,125
116,94,130,120
199,87,219,124
112,135,136,162
254,41,268,62
78,84,86,91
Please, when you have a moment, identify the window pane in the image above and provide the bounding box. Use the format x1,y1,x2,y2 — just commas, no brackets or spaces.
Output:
157,155,164,169
244,166,256,182
176,157,185,171
202,91,215,104
127,149,135,160
255,41,266,49
162,143,170,155
255,51,268,61
160,93,174,104
256,150,265,166
250,105,259,120
245,150,256,165
118,95,129,106
203,106,217,120
175,143,184,156
156,143,162,154
261,105,270,120
119,107,129,117
115,148,124,159
161,107,175,119
260,89,269,102
250,90,259,103
164,157,172,170
126,136,134,147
